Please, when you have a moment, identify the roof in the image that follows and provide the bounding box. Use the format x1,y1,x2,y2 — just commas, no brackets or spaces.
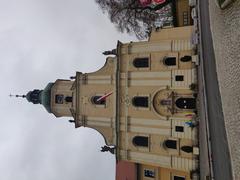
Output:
116,161,137,180
40,83,54,113
26,83,54,113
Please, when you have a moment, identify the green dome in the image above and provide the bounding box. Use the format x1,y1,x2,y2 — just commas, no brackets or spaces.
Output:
26,83,54,113
40,83,54,113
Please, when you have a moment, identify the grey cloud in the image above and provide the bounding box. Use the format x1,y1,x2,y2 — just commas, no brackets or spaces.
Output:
0,0,136,179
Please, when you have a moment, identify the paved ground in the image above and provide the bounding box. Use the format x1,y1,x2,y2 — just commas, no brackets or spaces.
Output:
199,0,233,179
198,61,211,180
208,0,240,179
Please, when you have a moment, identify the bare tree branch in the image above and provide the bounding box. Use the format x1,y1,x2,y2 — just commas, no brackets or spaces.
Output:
95,0,173,39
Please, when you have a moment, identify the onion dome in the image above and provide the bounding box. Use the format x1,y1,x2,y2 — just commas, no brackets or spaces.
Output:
26,83,54,113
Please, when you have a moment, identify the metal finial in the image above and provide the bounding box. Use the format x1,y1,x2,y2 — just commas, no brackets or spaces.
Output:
9,94,26,98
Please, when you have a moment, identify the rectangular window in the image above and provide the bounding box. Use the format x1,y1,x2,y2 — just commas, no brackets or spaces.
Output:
55,94,64,104
183,11,189,26
144,169,155,178
173,176,186,180
165,140,177,149
132,96,149,108
175,126,184,132
65,96,73,103
175,75,184,81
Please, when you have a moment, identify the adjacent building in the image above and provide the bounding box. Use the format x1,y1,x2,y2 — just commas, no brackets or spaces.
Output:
174,0,193,27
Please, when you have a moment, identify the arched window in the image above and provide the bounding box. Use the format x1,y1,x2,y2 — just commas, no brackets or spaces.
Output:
132,136,149,147
164,140,177,149
65,96,72,103
133,58,149,68
180,55,192,62
132,96,149,107
91,96,106,105
175,98,196,109
181,146,193,153
163,57,176,66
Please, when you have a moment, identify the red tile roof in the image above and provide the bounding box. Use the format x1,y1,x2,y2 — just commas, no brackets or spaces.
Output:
116,161,137,180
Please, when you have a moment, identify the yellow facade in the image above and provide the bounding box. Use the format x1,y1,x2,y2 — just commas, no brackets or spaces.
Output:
115,26,199,179
26,26,199,179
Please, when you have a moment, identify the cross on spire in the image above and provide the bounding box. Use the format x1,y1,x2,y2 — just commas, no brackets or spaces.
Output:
9,94,26,98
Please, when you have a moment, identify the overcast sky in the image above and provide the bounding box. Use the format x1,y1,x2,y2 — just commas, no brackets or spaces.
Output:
0,0,137,180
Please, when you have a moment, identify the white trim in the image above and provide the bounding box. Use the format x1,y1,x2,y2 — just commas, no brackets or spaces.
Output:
130,79,171,86
129,71,171,79
87,75,111,80
87,79,111,85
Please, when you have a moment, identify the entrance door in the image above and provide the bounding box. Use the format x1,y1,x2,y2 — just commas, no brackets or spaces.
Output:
175,98,196,109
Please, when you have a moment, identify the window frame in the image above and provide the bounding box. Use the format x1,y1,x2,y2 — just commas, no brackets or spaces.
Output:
163,56,177,66
175,126,184,132
132,96,149,108
175,75,184,81
131,55,151,71
162,53,178,69
133,57,150,68
132,136,149,148
144,169,155,178
164,139,178,149
180,55,192,62
175,97,196,109
65,96,73,103
172,175,186,180
55,94,64,104
91,95,106,108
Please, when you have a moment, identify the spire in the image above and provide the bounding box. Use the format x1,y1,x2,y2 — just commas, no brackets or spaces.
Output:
9,90,42,104
9,94,26,98
9,83,54,113
25,89,42,104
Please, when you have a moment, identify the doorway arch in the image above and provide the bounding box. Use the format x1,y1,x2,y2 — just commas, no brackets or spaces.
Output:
175,98,196,109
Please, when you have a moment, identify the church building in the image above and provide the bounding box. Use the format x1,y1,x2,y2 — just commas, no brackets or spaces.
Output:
22,25,199,180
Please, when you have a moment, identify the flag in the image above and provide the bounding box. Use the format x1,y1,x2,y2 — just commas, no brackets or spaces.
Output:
96,91,113,102
185,120,195,128
185,114,194,118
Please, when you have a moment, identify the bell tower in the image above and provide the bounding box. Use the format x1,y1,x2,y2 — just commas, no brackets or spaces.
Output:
17,56,117,146
50,79,74,117
70,57,117,145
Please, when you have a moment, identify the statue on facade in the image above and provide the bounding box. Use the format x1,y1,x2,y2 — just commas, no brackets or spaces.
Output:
102,49,117,55
100,145,115,154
